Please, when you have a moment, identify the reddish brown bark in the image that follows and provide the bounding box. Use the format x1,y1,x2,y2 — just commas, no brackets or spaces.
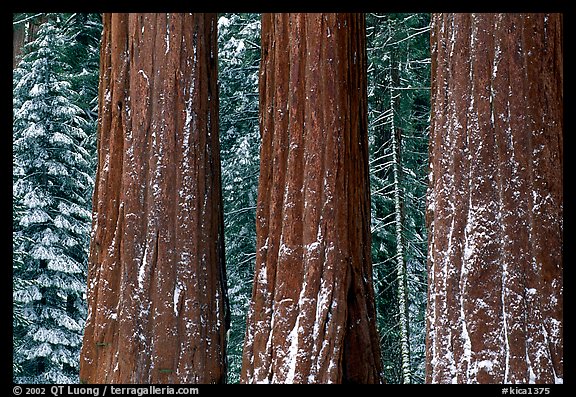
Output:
240,13,382,384
426,13,563,383
13,14,46,68
13,22,25,69
79,13,228,383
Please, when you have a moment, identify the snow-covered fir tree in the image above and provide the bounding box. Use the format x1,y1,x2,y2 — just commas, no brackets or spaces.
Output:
217,13,261,383
13,155,31,379
366,13,430,383
13,17,94,384
59,13,102,172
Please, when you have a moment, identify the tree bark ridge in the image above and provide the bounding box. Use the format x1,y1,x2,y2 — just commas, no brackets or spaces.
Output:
80,13,228,384
241,13,382,384
426,13,563,384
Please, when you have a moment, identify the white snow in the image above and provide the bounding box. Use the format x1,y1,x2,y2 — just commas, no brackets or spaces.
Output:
525,288,537,296
502,269,511,382
257,264,267,286
138,245,148,291
259,237,270,253
173,284,181,316
459,303,472,380
165,19,170,54
305,241,320,255
278,243,293,258
449,17,456,58
23,123,45,138
104,88,111,104
30,83,44,97
20,208,51,227
138,69,149,85
23,190,49,209
218,16,230,29
555,376,563,384
235,39,245,55
277,298,293,306
477,359,494,374
528,365,536,384
284,317,300,383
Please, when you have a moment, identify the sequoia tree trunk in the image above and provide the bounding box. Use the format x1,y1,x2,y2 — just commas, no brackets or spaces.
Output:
13,14,47,68
79,13,229,383
240,13,383,384
426,13,563,383
13,21,25,68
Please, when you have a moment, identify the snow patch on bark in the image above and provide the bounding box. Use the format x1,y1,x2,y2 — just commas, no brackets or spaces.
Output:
502,267,511,382
284,316,301,383
278,243,294,258
257,263,267,286
138,245,147,291
165,18,170,54
477,359,494,374
173,283,181,316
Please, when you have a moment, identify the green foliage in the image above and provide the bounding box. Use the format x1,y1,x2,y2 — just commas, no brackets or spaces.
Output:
366,13,430,384
12,13,101,384
216,13,431,383
59,13,102,172
217,13,261,383
12,13,432,384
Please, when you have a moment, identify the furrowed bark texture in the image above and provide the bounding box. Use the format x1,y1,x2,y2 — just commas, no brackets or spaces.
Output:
240,13,383,384
426,13,563,383
80,13,229,383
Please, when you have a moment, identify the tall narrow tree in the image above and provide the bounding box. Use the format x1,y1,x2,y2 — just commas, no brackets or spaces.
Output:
426,13,563,383
13,18,93,384
241,13,382,384
366,13,430,383
79,13,229,383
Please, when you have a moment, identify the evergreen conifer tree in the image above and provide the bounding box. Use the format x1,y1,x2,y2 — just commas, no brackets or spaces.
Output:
13,18,94,383
366,13,430,383
59,13,101,170
217,13,261,383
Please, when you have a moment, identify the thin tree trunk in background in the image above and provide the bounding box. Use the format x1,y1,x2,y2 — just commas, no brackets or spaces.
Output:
79,13,229,383
426,13,563,383
240,13,383,384
389,50,411,384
